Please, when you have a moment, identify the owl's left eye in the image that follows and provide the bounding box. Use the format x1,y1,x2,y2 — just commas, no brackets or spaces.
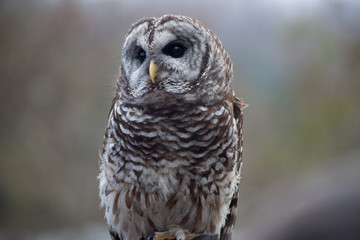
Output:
136,47,146,64
162,43,187,58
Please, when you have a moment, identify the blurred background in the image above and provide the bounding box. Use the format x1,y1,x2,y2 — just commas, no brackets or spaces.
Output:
1,0,359,239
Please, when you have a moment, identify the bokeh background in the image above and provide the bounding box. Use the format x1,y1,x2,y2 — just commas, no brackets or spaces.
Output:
1,0,359,239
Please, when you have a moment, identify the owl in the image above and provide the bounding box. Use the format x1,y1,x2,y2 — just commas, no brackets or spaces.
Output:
99,15,246,240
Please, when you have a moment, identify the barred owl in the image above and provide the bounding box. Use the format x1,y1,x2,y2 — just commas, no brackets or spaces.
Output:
99,15,246,240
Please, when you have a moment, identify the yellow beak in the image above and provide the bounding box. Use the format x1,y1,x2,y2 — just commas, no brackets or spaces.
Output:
149,59,158,84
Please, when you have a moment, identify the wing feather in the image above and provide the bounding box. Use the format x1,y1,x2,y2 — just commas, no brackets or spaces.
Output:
220,97,246,240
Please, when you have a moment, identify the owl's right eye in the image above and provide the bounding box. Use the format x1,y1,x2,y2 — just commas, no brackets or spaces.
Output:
136,47,146,64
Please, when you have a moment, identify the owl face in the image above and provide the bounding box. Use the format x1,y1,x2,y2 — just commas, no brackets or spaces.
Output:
119,15,233,107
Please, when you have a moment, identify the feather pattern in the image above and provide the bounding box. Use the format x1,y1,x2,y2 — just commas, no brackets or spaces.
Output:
99,15,245,240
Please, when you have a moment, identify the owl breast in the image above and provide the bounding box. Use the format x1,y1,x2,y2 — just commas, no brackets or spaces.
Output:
99,100,240,239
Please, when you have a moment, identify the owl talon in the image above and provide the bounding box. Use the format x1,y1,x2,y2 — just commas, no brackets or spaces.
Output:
146,232,156,240
192,234,219,240
148,232,175,240
148,229,203,240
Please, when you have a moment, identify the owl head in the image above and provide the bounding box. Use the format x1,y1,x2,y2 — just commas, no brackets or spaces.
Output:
117,15,233,108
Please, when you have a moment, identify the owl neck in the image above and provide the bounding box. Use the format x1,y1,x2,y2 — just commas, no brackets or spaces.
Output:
117,85,233,114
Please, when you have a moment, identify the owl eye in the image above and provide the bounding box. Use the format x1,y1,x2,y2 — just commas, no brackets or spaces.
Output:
162,43,187,58
136,47,146,64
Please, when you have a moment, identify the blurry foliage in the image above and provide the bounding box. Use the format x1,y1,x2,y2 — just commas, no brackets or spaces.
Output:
0,0,359,239
243,13,360,184
0,0,118,234
286,17,360,162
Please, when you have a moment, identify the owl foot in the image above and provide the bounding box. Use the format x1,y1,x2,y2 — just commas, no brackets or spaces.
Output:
147,228,218,240
147,228,197,240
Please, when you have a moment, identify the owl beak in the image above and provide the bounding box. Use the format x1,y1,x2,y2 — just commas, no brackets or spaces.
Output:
149,59,158,84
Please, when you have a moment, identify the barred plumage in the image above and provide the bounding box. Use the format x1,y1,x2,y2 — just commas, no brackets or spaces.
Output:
99,15,246,240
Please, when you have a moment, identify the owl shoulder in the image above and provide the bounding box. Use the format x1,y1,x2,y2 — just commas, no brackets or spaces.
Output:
232,96,247,121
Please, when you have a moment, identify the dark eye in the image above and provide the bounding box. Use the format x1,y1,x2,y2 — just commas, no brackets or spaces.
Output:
162,43,187,58
136,47,146,64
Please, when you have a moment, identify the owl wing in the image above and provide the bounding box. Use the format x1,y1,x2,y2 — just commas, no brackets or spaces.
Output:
220,97,247,240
